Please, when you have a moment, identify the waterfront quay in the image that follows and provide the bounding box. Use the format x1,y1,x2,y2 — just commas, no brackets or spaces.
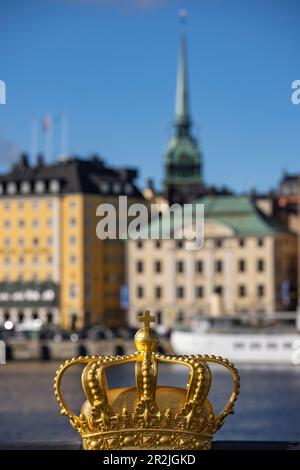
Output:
1,361,300,443
2,334,171,361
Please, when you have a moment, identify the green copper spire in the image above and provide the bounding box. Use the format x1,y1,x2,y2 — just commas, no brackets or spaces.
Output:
175,10,190,134
163,10,203,203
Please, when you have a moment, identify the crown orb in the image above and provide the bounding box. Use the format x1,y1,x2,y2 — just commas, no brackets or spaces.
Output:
134,327,159,352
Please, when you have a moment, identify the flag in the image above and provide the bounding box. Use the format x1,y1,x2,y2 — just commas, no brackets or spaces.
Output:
42,115,52,133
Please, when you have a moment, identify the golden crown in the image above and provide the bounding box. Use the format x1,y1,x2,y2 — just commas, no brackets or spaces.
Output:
54,311,240,450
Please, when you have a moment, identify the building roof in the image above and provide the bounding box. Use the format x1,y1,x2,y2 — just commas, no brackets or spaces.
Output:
0,154,144,198
199,195,284,236
138,194,288,239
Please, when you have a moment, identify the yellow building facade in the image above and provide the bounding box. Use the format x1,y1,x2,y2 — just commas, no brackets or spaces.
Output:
0,155,143,329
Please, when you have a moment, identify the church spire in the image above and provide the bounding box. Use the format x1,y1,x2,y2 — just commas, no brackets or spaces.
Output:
163,9,203,204
175,9,191,135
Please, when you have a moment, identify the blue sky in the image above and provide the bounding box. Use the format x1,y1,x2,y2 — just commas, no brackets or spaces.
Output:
0,0,299,192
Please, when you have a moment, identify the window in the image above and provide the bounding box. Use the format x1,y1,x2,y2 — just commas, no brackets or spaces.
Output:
69,200,77,208
215,239,223,248
136,260,143,273
176,286,184,298
18,219,25,228
70,255,77,264
234,342,245,349
176,240,183,248
4,220,11,228
7,182,17,195
239,285,246,297
49,180,60,193
47,237,53,246
69,284,78,299
196,260,203,273
69,236,76,245
47,199,53,208
21,181,30,194
18,312,24,323
18,238,24,247
32,312,39,320
47,218,53,227
32,219,39,228
176,311,184,323
137,240,143,249
155,240,161,248
238,259,246,272
4,312,10,321
69,217,76,226
4,201,10,210
47,312,53,324
257,259,265,272
100,182,110,193
196,286,204,298
215,260,223,273
32,255,38,265
257,238,264,247
177,260,184,273
257,284,265,297
125,183,133,195
155,286,162,298
4,257,10,265
18,200,24,209
137,286,144,298
156,311,162,325
32,237,39,246
250,343,261,349
154,261,161,273
34,181,45,193
113,182,121,194
18,256,24,265
239,239,245,247
32,199,39,209
215,285,223,295
4,238,10,247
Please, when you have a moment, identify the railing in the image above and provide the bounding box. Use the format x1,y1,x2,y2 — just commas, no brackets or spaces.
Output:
0,441,299,450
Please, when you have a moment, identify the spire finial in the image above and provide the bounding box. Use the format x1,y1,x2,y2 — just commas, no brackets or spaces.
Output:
179,8,188,22
175,8,190,135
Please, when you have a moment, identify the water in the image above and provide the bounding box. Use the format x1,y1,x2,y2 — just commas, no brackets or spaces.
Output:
0,361,300,443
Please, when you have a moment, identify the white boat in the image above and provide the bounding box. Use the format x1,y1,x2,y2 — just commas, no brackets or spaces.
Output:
170,314,300,365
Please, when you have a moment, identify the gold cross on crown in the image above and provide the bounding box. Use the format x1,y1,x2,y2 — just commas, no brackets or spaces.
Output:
138,310,155,329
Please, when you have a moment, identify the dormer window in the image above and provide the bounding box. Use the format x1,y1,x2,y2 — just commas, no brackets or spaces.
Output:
113,182,121,194
21,181,31,194
125,183,133,195
35,180,45,193
100,182,110,194
49,179,60,193
7,182,17,195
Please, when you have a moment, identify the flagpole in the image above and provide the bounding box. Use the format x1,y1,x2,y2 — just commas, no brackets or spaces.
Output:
43,114,53,162
60,111,68,158
30,113,38,163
